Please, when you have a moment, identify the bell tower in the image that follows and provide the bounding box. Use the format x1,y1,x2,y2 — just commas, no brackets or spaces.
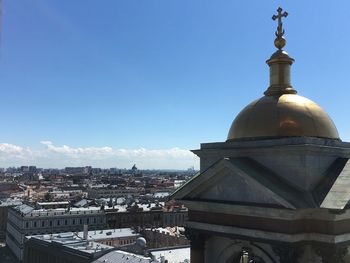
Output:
172,7,350,263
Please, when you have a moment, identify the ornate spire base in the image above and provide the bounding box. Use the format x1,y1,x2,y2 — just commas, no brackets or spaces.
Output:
264,50,297,96
264,7,298,97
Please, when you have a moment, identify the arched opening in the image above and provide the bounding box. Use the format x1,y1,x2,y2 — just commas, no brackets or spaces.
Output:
232,247,265,263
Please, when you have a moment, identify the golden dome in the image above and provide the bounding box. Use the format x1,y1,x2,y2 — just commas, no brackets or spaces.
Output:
227,7,340,142
227,94,339,141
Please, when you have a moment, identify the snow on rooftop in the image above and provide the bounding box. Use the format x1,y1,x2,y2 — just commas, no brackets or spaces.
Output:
14,201,165,217
92,250,156,263
14,204,34,214
37,201,69,205
27,228,139,243
0,199,22,207
27,232,114,255
151,246,190,263
76,228,140,240
153,192,170,198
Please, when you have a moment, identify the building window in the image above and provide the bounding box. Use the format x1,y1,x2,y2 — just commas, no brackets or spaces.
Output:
57,220,60,226
42,221,45,227
73,219,75,225
49,221,52,227
86,218,89,224
34,222,37,227
65,220,68,225
80,219,82,224
26,222,29,228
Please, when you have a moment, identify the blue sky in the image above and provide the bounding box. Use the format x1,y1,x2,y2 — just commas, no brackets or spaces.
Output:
0,0,349,168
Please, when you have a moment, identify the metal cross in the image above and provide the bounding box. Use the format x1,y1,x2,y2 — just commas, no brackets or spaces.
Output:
272,7,288,38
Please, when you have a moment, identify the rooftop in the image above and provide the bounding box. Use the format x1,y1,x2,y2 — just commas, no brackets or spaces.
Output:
27,232,114,256
150,246,190,263
92,250,156,263
0,198,22,207
12,201,165,218
13,204,104,217
37,201,70,206
76,228,140,240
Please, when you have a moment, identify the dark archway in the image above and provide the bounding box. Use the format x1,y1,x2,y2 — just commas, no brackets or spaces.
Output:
216,241,277,263
231,247,265,263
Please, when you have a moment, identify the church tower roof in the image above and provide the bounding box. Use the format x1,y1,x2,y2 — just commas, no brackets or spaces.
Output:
227,7,339,141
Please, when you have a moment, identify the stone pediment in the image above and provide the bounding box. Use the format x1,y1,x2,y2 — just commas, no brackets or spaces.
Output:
173,156,350,210
172,158,314,209
313,158,350,209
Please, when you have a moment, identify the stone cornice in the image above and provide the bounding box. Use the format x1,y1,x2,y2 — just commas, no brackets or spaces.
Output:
187,221,350,245
181,200,350,221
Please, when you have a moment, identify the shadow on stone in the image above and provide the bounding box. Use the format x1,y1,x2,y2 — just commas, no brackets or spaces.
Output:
0,245,18,263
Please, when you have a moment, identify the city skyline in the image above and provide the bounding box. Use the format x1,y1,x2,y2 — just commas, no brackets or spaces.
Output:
0,140,197,169
1,1,350,168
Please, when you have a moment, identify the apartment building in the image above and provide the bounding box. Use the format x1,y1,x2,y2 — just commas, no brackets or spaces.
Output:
6,203,106,261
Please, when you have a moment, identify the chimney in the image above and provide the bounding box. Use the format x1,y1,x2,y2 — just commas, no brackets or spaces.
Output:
83,224,88,240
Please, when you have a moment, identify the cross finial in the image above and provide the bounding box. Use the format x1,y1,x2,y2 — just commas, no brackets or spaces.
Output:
272,7,288,49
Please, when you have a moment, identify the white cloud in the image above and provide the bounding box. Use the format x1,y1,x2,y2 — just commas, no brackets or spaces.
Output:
40,141,113,157
0,143,35,161
0,143,26,154
0,141,198,169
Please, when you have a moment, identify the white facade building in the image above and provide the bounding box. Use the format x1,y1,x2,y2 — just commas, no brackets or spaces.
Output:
6,203,106,261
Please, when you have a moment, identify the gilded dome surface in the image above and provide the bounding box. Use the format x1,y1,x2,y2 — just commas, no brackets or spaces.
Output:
227,8,340,141
227,94,339,141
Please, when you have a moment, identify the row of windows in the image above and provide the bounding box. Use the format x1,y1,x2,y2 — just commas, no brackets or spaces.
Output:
109,214,162,223
103,239,134,246
119,239,133,245
24,217,103,229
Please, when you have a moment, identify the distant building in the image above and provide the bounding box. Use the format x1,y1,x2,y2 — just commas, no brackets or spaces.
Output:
162,208,187,227
20,166,29,173
0,183,22,199
106,204,163,229
68,228,140,247
36,201,70,209
87,186,139,199
28,166,37,173
50,189,84,200
0,199,22,241
24,230,157,263
92,250,156,263
150,246,190,263
6,204,106,261
121,234,190,263
64,167,85,175
140,228,189,249
24,232,114,263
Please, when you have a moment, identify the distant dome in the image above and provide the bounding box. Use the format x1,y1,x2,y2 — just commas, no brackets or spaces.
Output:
227,94,339,141
136,237,147,248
